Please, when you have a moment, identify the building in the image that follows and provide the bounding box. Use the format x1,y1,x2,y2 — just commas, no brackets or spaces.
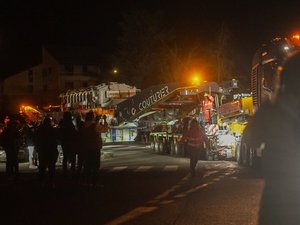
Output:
0,46,103,113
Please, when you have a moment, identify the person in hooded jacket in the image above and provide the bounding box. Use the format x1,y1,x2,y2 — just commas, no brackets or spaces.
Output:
1,120,21,177
75,115,85,179
243,51,300,225
35,117,59,186
182,118,209,176
59,112,77,178
24,122,37,169
82,111,108,186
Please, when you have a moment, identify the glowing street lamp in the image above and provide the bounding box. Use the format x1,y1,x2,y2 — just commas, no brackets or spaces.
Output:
191,73,201,85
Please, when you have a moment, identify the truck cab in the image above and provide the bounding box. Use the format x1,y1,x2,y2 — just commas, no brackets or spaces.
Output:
238,35,300,168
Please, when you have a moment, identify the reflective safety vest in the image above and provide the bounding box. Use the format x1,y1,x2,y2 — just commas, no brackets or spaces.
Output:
183,127,207,148
202,95,214,122
186,136,204,147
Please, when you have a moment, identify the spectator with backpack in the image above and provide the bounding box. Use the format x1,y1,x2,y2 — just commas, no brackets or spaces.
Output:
35,117,59,187
1,120,21,178
82,111,108,186
59,112,78,178
24,122,38,169
75,115,85,179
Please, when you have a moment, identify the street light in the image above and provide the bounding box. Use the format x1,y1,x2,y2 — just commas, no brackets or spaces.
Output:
191,72,201,85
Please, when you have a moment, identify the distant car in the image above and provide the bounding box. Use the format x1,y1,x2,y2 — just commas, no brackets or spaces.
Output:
0,146,29,163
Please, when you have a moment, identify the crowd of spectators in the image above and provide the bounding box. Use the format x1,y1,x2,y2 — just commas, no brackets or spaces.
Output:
0,110,108,188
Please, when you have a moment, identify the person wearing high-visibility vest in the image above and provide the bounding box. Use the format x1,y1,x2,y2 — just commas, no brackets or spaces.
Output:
201,94,214,123
182,119,209,177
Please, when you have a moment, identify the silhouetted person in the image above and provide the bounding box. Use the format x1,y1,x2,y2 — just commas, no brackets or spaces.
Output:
182,119,208,176
1,120,21,178
35,117,59,187
59,112,77,178
82,111,108,186
75,115,85,178
243,51,300,225
24,122,37,168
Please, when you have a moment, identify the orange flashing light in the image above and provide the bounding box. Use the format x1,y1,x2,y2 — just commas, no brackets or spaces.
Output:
291,34,300,47
191,73,201,85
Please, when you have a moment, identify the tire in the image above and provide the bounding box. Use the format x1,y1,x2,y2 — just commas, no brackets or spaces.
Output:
158,141,164,153
150,141,155,151
163,141,170,154
248,147,254,168
248,146,261,169
175,142,181,156
205,148,214,161
236,142,243,165
200,148,209,161
154,140,160,153
170,140,176,156
241,142,248,166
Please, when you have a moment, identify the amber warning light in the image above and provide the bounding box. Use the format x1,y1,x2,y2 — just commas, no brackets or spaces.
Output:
292,34,300,46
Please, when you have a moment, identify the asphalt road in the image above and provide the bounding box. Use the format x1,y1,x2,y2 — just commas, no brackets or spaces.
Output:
0,144,264,225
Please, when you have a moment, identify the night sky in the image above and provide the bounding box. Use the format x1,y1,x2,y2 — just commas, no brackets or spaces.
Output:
1,0,300,80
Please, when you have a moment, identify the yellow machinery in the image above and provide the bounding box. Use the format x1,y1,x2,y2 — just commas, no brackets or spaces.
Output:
215,95,253,159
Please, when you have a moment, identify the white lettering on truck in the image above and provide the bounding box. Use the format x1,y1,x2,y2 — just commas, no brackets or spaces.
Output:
136,86,169,112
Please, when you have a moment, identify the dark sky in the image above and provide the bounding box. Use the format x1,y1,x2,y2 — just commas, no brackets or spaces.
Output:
1,0,300,79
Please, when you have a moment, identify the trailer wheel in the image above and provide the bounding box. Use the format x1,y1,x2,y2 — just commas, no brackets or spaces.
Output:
150,141,155,151
158,141,164,153
248,147,261,169
154,140,160,153
163,142,170,154
170,141,176,156
236,141,243,165
175,142,182,156
204,148,212,161
241,142,248,166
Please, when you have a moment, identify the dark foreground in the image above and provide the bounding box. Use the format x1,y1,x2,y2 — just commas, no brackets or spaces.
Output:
0,164,263,225
1,167,195,225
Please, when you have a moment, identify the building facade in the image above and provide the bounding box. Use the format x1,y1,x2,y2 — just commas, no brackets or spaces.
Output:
0,47,101,113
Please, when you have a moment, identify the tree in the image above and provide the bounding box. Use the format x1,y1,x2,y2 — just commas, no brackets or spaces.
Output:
113,9,210,88
113,9,166,88
214,23,237,83
114,10,238,89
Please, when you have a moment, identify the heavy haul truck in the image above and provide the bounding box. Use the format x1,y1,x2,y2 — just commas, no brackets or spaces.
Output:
56,79,252,160
22,34,300,163
144,36,300,163
20,79,252,162
146,80,253,161
147,81,221,159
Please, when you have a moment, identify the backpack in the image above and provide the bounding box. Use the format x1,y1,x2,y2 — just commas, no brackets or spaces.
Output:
83,123,102,151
